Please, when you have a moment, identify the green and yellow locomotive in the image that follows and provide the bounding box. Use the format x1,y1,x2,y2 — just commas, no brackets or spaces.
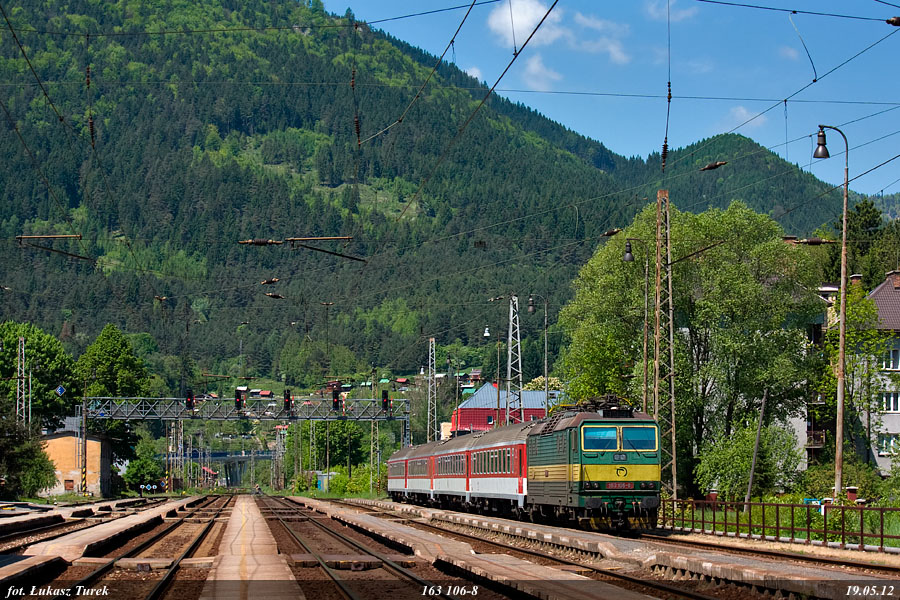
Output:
526,401,660,528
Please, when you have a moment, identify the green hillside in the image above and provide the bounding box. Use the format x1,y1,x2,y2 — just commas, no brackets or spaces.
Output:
0,0,849,391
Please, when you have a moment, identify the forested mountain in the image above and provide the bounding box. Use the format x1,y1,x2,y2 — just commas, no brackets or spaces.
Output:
0,0,854,391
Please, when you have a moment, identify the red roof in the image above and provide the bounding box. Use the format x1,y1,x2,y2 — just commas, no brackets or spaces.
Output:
396,378,409,383
870,271,900,331
202,466,218,475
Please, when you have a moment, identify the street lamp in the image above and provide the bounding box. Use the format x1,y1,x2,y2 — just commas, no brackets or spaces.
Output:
623,239,650,413
814,124,850,499
527,294,550,415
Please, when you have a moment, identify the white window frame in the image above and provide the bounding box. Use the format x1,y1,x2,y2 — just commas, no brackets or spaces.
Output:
884,348,900,371
883,391,900,413
878,433,900,456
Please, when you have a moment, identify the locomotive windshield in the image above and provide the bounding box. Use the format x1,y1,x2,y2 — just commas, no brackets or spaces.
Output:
622,426,657,451
582,426,617,450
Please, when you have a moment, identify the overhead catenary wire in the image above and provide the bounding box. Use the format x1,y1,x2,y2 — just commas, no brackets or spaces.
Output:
15,108,894,310
666,25,900,173
6,1,504,38
394,0,560,221
4,77,900,110
693,0,890,22
359,0,479,146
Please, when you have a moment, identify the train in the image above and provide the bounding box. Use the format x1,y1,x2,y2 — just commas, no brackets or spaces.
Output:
387,399,661,529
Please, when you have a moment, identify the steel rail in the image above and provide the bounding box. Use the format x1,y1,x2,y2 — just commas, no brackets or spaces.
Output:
0,519,87,544
258,495,362,600
143,494,234,600
0,499,167,553
331,500,719,600
277,496,460,598
61,495,219,594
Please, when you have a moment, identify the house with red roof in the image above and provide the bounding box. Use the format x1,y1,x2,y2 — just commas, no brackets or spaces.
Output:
870,270,900,473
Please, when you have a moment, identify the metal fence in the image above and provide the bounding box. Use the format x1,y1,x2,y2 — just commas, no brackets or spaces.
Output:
659,498,900,552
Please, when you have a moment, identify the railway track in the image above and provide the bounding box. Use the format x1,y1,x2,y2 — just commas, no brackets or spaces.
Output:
324,498,725,600
352,499,900,580
55,494,232,600
261,495,485,600
636,531,900,577
0,498,167,554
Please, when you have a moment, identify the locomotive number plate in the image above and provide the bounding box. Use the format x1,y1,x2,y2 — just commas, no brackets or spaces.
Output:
606,482,634,490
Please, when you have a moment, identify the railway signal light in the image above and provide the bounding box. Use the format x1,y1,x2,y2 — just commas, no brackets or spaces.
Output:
332,389,340,411
382,389,389,412
284,389,292,413
185,389,194,411
235,388,243,411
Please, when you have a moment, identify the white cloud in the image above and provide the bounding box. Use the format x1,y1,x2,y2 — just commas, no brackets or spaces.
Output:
684,58,713,74
574,12,630,36
466,66,484,81
487,0,567,48
486,4,631,65
729,106,767,130
779,46,800,60
522,54,562,91
580,38,630,65
645,0,698,22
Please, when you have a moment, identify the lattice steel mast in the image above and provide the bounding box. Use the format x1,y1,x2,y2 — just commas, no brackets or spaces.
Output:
16,337,26,423
427,337,438,442
653,190,678,499
506,296,523,425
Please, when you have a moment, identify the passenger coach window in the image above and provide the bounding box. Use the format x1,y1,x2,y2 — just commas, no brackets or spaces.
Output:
583,427,617,451
622,426,657,451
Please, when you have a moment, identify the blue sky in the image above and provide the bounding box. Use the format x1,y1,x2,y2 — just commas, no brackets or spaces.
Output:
323,0,900,197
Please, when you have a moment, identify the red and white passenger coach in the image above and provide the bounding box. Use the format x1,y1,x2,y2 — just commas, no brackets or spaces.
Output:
387,422,532,512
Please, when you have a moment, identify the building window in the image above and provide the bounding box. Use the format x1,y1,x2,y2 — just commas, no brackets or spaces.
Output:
884,392,900,413
486,415,494,425
64,479,74,491
878,434,900,456
885,349,900,371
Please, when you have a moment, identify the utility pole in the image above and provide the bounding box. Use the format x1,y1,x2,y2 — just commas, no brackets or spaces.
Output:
744,389,768,514
653,190,678,499
427,338,438,442
506,296,523,425
321,302,334,375
81,372,88,496
294,422,300,490
369,420,374,493
16,337,26,423
326,422,330,492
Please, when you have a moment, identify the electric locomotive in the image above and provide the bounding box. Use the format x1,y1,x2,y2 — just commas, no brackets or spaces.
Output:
387,398,661,529
527,401,660,528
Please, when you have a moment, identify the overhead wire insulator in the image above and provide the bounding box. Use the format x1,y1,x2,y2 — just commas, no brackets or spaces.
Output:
88,117,95,148
238,238,283,246
661,139,669,172
350,68,356,91
354,116,361,147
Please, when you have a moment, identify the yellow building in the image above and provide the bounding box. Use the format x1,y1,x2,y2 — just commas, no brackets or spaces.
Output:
41,431,111,497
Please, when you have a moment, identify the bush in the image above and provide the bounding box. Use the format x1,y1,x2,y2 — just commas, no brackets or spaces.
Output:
799,454,884,501
0,420,57,499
